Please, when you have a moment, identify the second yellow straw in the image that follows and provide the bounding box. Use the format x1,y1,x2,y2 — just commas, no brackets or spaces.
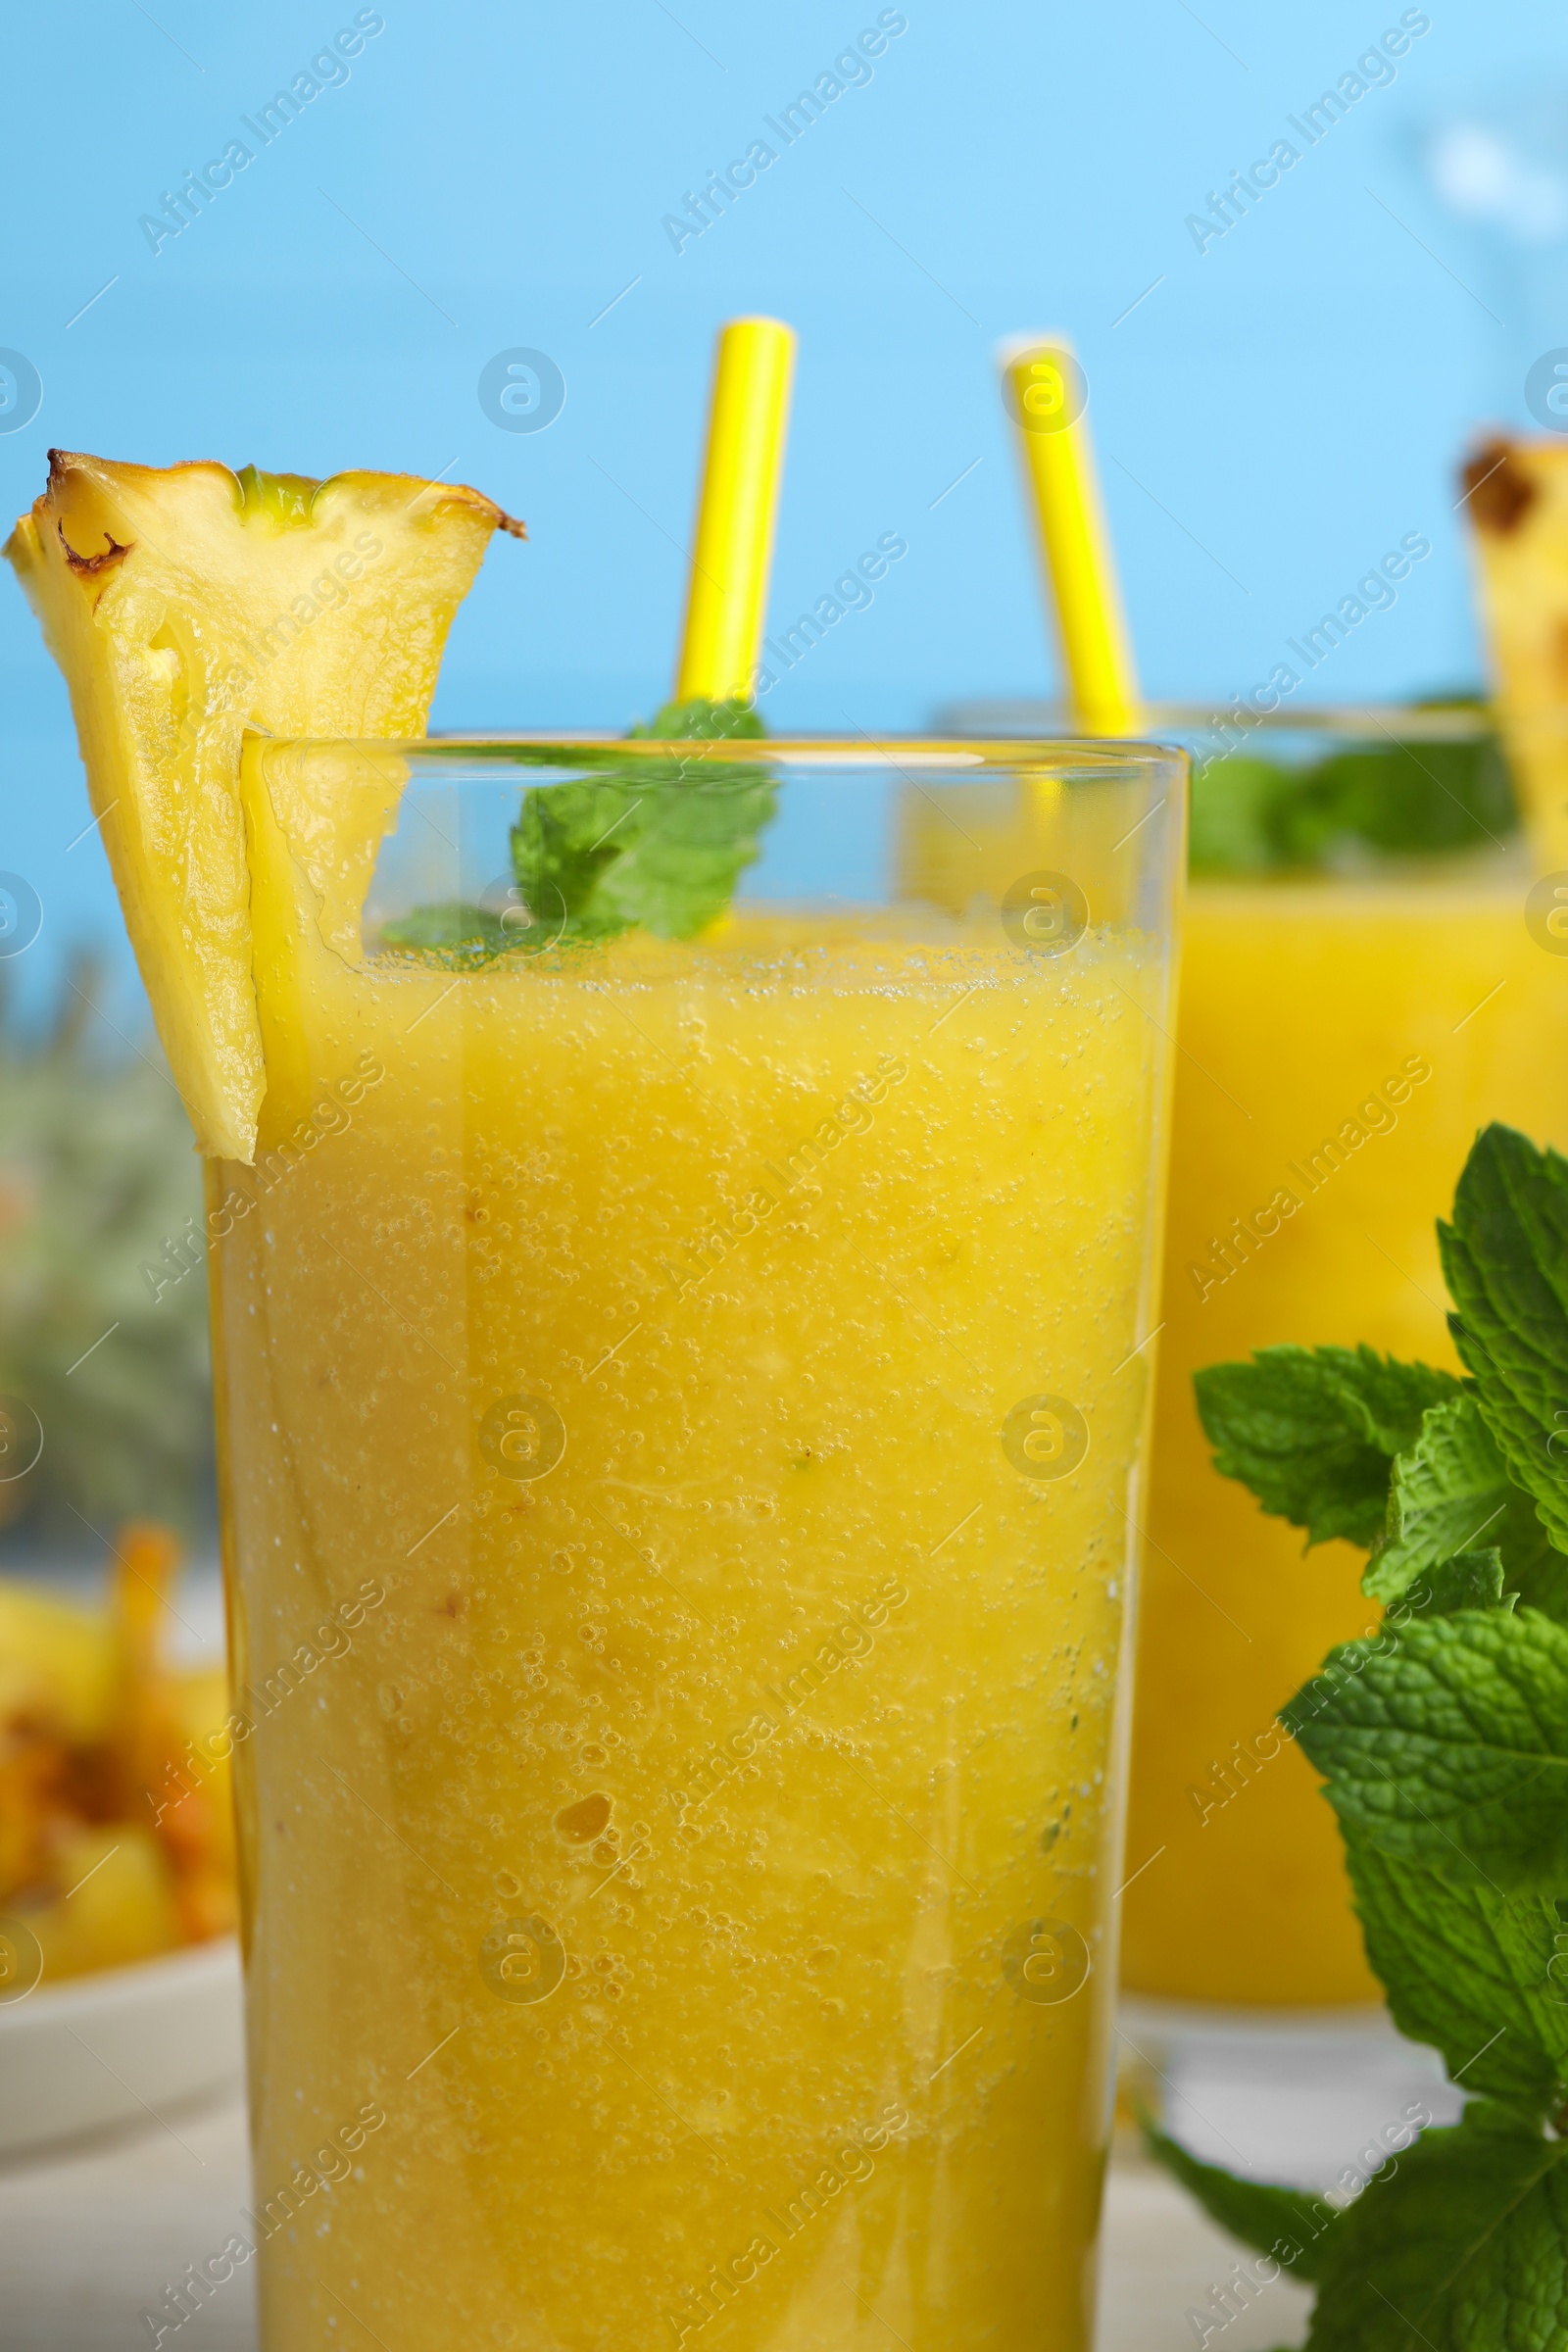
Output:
1003,335,1139,736
675,317,797,706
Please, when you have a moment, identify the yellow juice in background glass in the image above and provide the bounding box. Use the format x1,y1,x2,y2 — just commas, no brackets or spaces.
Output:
1121,868,1568,2005
212,736,1182,2351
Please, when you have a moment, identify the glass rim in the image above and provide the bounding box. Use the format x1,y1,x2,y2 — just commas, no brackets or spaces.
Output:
934,699,1511,744
245,729,1190,777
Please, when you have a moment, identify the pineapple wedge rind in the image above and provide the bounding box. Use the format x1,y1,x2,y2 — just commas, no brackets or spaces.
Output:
6,452,521,1161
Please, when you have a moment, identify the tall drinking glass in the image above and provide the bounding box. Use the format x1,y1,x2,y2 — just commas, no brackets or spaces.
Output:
210,733,1184,2352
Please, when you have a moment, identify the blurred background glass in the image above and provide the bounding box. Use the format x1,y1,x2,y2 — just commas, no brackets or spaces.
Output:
938,699,1563,1995
928,699,1567,2185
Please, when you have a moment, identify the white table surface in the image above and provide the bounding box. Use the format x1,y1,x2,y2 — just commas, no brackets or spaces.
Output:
0,2089,1311,2352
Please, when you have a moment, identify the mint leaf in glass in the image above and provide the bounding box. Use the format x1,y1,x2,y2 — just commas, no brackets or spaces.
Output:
376,901,520,963
512,696,775,946
1189,756,1286,874
1284,735,1514,865
1190,715,1517,878
380,700,777,961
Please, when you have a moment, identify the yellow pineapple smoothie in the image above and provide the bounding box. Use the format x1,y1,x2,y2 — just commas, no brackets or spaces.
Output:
1121,866,1568,2005
204,735,1183,2352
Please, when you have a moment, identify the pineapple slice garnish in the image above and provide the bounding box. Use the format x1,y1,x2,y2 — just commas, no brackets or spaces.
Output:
5,453,522,1159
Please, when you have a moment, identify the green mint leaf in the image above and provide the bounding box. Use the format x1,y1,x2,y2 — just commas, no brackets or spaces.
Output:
1341,1827,1568,2120
1439,1124,1568,1559
1195,1346,1461,1548
1285,1607,1568,1892
1415,1550,1510,1615
511,696,775,946
1281,733,1515,869
1303,2101,1568,2352
1365,1393,1553,1608
1189,723,1517,878
512,779,645,940
634,696,767,745
1190,757,1287,875
1508,1546,1568,1626
1141,2117,1342,2282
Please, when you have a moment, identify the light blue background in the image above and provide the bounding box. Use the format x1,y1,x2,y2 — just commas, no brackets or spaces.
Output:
2,0,1564,1020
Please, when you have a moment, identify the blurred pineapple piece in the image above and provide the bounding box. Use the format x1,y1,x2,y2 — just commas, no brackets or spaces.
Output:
0,1576,114,1740
0,1732,70,1905
105,1522,237,1947
5,456,522,1159
1459,434,1568,868
0,1521,236,1983
0,1580,112,1899
22,1824,182,1978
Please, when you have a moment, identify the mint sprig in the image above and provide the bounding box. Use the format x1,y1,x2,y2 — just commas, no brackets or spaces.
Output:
379,697,776,960
512,696,773,945
1190,721,1516,877
1150,1123,1568,2349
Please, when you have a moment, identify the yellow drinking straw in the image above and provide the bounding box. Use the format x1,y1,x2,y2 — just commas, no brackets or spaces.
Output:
1001,334,1140,736
674,316,797,704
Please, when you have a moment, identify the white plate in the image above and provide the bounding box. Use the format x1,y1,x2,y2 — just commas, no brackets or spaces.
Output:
0,1937,243,2160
